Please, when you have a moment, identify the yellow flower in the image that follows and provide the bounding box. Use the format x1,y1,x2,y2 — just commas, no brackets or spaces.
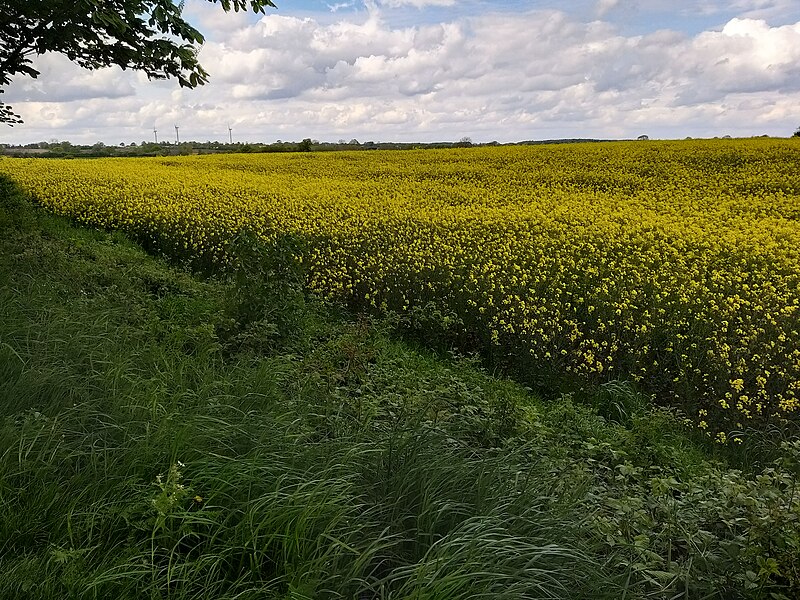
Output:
2,138,797,433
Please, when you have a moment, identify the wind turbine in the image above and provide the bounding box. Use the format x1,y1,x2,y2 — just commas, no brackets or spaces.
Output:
228,124,233,144
175,125,180,144
153,127,158,143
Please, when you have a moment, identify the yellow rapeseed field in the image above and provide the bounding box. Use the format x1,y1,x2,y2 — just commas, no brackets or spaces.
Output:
2,139,799,434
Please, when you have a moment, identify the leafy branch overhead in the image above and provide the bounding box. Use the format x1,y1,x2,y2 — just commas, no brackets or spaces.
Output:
0,0,277,124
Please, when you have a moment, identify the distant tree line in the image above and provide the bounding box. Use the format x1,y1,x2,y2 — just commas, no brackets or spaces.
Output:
0,137,493,158
3,134,789,159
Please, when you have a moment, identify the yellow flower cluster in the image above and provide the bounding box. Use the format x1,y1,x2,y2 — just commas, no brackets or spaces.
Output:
2,139,799,432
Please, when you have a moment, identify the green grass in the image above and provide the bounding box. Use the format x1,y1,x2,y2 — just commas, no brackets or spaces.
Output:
1,176,799,599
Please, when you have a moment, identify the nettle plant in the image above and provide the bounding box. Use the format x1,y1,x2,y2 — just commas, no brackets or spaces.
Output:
582,439,800,597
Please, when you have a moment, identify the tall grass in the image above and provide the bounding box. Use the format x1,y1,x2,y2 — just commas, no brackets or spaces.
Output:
0,177,602,599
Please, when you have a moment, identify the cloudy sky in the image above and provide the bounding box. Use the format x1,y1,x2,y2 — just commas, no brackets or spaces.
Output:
3,0,800,145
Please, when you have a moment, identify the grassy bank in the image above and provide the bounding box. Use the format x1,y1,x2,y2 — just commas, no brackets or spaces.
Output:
1,176,798,598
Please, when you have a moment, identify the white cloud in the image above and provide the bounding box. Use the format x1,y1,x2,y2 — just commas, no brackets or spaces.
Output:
4,3,800,144
327,2,356,12
4,53,135,103
670,19,800,104
596,0,621,17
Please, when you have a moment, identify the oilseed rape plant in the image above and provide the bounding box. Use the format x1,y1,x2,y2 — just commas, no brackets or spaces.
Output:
2,139,799,433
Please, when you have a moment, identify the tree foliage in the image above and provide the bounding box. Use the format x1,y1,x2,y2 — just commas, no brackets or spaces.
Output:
0,0,276,125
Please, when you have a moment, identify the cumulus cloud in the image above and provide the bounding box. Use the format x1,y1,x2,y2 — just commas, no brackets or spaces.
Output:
5,1,800,144
670,19,800,104
4,53,136,103
596,0,621,17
